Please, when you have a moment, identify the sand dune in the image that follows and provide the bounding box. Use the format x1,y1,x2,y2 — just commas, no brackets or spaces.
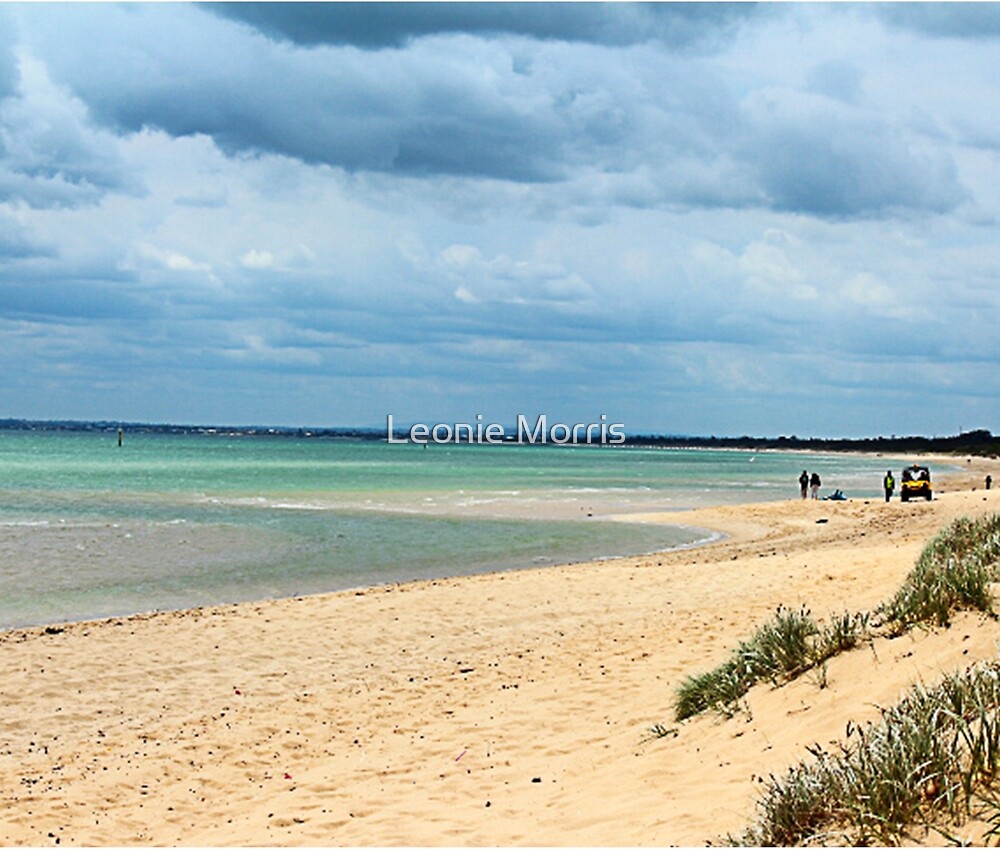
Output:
1,457,998,846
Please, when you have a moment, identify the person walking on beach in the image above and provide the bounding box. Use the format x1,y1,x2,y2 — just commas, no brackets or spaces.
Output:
883,470,895,503
799,470,809,499
988,475,993,491
809,472,821,500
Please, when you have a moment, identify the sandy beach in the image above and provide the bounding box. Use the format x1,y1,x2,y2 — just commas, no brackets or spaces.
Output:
1,456,999,846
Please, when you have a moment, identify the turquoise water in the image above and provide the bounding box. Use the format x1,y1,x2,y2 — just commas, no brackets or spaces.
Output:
0,431,938,629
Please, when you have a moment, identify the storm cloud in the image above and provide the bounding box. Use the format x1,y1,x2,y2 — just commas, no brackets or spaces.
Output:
207,2,757,49
0,3,996,435
878,3,1000,40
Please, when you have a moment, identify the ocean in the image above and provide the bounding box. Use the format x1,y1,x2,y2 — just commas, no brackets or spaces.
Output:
0,430,937,629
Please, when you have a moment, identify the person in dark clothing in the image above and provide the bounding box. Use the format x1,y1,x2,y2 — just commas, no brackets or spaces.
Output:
988,475,993,491
799,470,809,499
883,470,895,502
809,472,821,500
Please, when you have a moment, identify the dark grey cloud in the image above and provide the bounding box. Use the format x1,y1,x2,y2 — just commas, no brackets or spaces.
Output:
0,168,118,208
0,274,151,322
30,10,724,188
208,2,756,50
0,38,143,208
742,92,964,217
100,78,568,183
878,3,1000,39
16,4,965,220
27,5,577,182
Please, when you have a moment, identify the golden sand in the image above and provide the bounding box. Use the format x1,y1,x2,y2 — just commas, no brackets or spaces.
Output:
1,456,998,846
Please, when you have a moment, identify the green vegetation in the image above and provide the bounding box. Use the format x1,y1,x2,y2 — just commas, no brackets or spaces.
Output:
673,514,1000,722
662,514,1000,844
625,428,1000,457
674,607,869,721
878,514,1000,633
733,662,1000,845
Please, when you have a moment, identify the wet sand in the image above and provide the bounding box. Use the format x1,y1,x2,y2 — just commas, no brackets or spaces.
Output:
0,455,998,845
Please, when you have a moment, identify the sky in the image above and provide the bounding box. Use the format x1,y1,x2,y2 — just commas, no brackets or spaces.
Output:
0,2,997,437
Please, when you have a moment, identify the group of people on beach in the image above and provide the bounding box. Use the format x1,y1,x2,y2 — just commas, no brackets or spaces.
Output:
797,467,993,504
798,470,821,499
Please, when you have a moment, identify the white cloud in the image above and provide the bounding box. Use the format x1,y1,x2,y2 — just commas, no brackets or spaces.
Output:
453,285,477,304
841,273,898,312
240,249,275,270
738,231,817,301
133,243,212,274
222,330,324,368
437,243,594,306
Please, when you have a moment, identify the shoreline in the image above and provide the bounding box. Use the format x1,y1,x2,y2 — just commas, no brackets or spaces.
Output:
0,449,983,635
1,459,999,844
0,444,947,634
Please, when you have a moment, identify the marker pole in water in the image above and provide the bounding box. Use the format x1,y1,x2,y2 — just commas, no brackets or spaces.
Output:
118,428,123,447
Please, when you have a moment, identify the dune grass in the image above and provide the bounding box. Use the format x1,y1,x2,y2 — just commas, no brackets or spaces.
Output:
732,661,1000,845
674,606,869,721
878,513,1000,633
663,513,1000,844
674,514,1000,722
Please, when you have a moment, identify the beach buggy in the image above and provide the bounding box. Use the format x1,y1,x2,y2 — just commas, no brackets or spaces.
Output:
900,464,932,502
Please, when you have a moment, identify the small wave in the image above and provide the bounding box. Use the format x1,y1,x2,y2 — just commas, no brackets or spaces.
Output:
563,486,654,494
670,529,726,550
0,520,50,527
201,496,269,507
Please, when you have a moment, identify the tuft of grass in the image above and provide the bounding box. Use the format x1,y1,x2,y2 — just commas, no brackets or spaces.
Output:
675,658,749,721
733,660,1000,846
741,605,818,682
674,607,869,721
812,610,870,665
878,514,1000,633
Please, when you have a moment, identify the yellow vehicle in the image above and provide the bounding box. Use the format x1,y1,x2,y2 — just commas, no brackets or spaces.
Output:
900,464,932,501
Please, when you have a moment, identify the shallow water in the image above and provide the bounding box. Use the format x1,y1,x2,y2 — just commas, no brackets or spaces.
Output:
0,431,937,629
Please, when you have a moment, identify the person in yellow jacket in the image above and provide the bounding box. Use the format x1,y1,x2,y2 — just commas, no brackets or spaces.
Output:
883,470,895,503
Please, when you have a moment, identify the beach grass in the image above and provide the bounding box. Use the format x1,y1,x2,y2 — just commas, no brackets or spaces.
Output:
731,660,1000,846
664,513,1000,843
674,514,1000,722
673,607,869,721
877,514,1000,633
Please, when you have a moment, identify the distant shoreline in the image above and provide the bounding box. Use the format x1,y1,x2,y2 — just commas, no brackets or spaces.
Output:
1,418,997,456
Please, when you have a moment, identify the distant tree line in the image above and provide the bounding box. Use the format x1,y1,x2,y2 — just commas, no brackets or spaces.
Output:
0,419,382,440
623,429,999,457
